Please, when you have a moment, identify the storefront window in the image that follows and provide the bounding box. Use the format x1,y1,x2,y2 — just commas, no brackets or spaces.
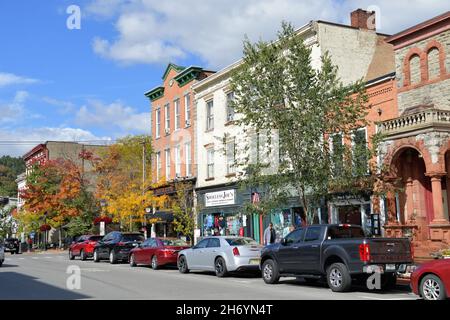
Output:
271,209,293,241
202,213,247,237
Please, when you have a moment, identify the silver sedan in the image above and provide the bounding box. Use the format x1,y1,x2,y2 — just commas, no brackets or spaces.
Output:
177,236,262,277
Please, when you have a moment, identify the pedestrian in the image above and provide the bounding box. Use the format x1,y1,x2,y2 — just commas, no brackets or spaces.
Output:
27,237,33,252
263,223,276,246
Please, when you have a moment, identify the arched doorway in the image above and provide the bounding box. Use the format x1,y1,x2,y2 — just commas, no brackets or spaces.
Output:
387,147,432,241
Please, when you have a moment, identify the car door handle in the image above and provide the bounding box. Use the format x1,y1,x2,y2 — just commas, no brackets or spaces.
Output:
311,245,319,248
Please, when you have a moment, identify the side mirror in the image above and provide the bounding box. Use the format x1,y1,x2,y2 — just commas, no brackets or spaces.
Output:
281,238,288,246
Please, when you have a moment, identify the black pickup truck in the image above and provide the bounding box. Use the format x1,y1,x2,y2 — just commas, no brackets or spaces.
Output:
260,224,413,292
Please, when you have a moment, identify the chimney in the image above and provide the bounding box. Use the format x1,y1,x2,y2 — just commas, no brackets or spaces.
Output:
351,9,376,31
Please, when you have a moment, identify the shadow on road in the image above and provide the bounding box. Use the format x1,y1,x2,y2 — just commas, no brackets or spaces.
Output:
0,272,90,300
279,277,412,295
0,264,19,268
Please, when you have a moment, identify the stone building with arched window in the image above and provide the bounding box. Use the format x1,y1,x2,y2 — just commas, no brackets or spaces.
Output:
379,11,450,259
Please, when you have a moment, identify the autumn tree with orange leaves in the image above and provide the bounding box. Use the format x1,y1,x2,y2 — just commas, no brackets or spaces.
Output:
92,135,167,232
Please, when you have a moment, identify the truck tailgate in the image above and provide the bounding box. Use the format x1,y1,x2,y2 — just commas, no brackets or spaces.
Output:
367,238,413,263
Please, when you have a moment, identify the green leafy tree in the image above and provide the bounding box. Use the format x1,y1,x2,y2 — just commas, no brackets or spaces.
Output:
171,182,197,245
230,22,376,224
0,156,25,197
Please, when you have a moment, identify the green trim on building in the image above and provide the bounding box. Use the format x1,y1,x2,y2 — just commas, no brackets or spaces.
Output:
144,86,165,102
162,63,185,81
174,67,203,87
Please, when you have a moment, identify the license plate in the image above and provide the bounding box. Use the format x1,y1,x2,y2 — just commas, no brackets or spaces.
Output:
249,259,260,265
386,264,396,271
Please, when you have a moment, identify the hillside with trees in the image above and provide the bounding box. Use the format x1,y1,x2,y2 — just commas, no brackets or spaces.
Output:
0,156,26,197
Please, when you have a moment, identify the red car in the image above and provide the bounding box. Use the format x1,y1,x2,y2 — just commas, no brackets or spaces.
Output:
129,237,190,270
69,235,104,261
411,259,450,300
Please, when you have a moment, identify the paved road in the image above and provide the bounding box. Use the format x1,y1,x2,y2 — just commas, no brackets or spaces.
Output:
0,251,417,300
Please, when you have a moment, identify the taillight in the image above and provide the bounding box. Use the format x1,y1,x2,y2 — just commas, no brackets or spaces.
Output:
232,247,240,256
359,243,370,262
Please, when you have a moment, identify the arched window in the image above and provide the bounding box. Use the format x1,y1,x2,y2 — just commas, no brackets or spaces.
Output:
409,54,421,85
427,47,440,80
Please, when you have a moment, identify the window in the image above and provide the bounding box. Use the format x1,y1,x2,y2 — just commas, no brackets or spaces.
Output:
174,99,181,130
184,94,191,126
352,128,369,176
428,48,441,80
165,149,171,180
164,103,170,134
284,229,305,245
226,138,236,175
156,152,162,181
155,109,161,138
327,226,365,239
206,100,214,131
207,238,221,248
409,54,421,85
185,142,192,177
175,145,181,177
225,238,257,246
195,239,209,249
330,133,344,177
226,92,235,122
304,227,322,242
207,148,214,179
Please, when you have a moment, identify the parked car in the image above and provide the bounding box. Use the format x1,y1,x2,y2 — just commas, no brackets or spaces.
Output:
260,224,414,292
4,238,20,254
0,239,4,267
177,236,263,277
69,235,104,260
129,237,190,269
93,232,144,264
411,258,450,300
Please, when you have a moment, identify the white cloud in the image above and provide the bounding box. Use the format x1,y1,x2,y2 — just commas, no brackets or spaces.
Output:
86,0,450,68
75,99,150,133
42,97,76,114
0,127,112,157
0,72,39,87
0,91,29,124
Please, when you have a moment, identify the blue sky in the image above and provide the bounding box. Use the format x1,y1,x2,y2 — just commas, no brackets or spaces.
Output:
0,0,448,156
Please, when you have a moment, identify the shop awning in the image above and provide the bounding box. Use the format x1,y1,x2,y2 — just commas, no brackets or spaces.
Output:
145,211,174,222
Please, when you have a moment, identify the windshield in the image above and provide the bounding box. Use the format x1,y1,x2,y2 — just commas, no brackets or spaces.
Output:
225,238,258,246
327,226,365,239
88,236,103,241
122,234,145,242
161,239,188,246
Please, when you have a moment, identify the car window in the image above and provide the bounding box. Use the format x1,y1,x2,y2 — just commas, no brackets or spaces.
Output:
195,239,209,249
88,236,103,241
122,234,145,242
207,238,221,248
161,239,188,246
141,239,152,247
285,229,305,244
225,238,257,246
104,233,114,241
304,227,322,242
77,236,86,242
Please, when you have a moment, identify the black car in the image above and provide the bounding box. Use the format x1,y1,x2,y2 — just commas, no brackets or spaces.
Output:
4,238,20,254
260,224,413,292
93,232,144,264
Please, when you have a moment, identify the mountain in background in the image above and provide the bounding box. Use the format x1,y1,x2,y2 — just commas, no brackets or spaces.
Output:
0,156,26,197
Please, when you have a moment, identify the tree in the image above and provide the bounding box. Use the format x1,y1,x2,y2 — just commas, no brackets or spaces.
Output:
93,135,168,231
230,22,375,224
171,182,197,245
0,156,25,197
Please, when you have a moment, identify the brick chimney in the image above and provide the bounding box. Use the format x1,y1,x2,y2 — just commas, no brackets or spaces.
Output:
351,9,376,31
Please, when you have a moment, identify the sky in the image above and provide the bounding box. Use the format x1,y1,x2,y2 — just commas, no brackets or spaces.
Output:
0,0,448,157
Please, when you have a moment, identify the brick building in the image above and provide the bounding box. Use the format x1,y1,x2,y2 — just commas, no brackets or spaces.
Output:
145,64,215,237
379,11,450,259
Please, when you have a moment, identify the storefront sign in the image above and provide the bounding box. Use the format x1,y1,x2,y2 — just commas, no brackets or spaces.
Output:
205,190,235,207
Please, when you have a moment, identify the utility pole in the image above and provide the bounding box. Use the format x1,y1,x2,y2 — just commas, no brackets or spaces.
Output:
142,139,147,238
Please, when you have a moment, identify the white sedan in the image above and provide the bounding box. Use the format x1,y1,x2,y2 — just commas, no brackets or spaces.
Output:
177,236,262,277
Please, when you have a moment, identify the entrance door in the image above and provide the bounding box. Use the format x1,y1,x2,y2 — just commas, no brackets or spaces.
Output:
338,205,362,226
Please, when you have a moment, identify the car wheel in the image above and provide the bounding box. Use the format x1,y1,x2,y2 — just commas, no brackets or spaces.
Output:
69,250,75,260
178,255,189,274
80,250,87,261
93,249,100,263
326,263,352,292
215,257,228,278
109,250,117,264
262,259,280,284
151,255,159,270
130,253,137,267
0,260,3,267
11,251,15,255
420,274,446,300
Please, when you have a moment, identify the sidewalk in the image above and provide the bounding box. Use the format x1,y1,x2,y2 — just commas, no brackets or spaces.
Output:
21,249,68,255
